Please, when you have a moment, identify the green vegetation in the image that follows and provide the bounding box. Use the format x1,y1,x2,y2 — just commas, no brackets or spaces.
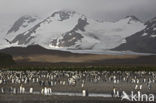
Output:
0,53,15,66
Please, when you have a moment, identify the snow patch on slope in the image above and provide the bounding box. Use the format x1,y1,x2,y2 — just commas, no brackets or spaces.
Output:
151,35,156,38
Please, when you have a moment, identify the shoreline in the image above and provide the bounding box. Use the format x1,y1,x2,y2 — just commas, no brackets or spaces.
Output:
0,94,121,103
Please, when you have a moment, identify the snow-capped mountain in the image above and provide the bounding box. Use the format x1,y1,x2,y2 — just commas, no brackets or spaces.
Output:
113,17,156,53
0,15,41,49
1,10,145,52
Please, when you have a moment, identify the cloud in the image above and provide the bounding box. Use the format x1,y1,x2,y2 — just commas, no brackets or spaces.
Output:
0,0,156,21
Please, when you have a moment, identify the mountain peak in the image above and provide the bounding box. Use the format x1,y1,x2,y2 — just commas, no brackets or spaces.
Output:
124,16,141,24
51,10,76,21
125,15,139,19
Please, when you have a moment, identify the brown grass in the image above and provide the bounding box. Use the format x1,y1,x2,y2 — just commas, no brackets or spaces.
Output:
13,54,139,63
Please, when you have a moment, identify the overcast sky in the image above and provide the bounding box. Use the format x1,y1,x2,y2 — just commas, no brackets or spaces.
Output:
0,0,156,22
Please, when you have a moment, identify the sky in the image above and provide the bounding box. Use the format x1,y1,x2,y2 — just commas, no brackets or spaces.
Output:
0,0,156,23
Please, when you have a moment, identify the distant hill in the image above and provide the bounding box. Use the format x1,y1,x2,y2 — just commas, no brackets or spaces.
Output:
0,53,15,66
0,45,92,63
0,45,82,56
1,45,156,65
